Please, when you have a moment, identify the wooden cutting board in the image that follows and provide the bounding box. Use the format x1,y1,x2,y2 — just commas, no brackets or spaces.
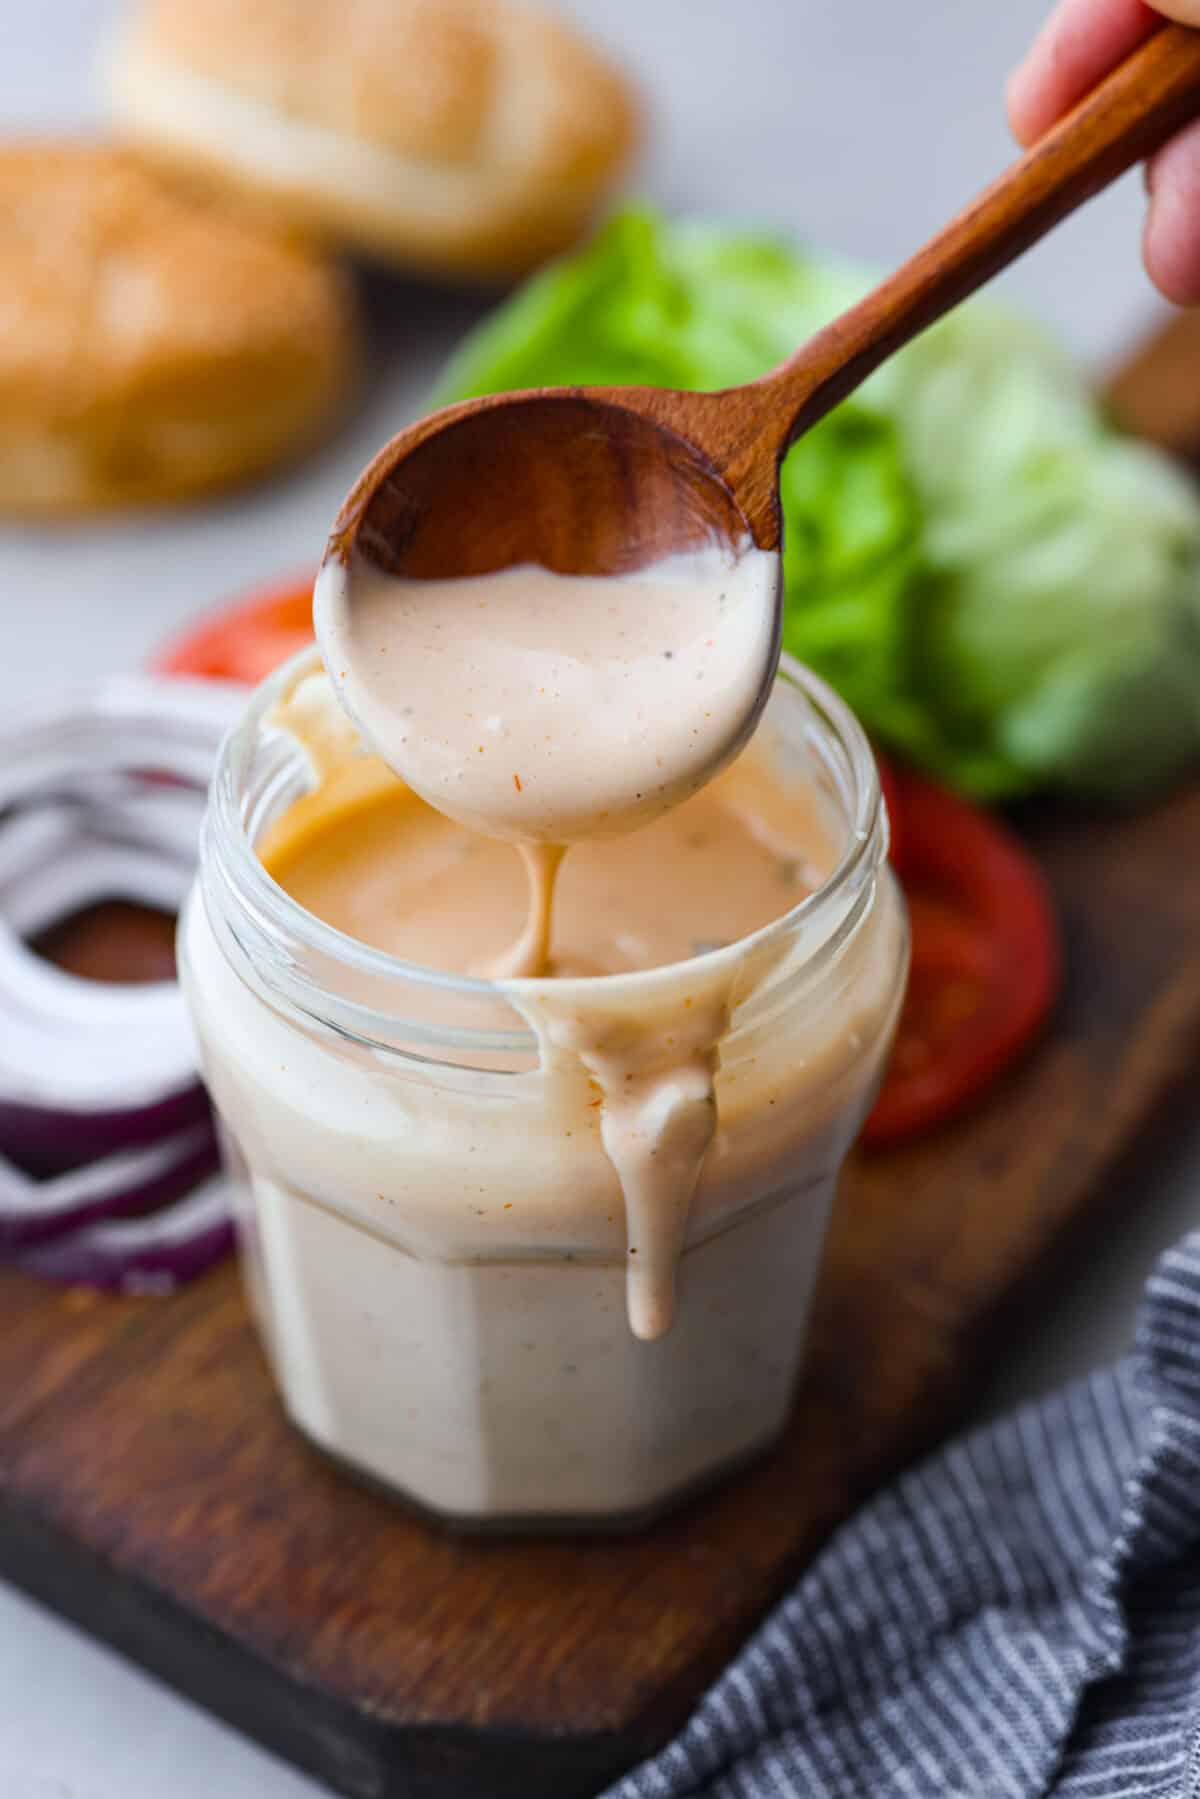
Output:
4,330,1200,1798
2,784,1200,1799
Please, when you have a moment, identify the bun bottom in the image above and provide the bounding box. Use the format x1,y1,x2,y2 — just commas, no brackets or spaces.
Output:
1,345,356,518
1,365,354,519
107,34,615,282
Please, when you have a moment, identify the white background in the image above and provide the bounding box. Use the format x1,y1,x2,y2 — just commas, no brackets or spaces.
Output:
2,3,1200,1794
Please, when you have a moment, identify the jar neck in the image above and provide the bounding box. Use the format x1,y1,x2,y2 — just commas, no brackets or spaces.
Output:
200,649,888,1070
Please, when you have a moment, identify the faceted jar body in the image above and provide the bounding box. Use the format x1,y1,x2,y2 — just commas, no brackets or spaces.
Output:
180,652,907,1529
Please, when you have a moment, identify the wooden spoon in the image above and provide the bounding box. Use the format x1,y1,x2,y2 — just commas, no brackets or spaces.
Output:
326,24,1200,586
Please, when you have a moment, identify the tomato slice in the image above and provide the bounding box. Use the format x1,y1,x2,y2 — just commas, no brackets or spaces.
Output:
863,766,1061,1147
152,575,315,685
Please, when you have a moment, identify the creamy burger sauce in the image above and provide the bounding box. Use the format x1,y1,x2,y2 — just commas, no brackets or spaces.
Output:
183,651,905,1520
306,540,785,1338
260,728,833,1339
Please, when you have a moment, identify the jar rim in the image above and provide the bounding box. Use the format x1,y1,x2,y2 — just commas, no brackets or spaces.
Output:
203,647,885,1046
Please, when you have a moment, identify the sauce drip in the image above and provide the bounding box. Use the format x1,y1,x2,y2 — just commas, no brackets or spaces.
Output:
489,843,566,979
291,541,791,1338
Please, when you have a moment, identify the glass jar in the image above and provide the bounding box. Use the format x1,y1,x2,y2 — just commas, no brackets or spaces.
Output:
180,649,907,1530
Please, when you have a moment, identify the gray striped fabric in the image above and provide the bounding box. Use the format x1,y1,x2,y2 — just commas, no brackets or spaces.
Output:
604,1233,1200,1799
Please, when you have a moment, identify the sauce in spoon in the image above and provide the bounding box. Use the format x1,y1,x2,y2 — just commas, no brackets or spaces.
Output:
315,539,780,972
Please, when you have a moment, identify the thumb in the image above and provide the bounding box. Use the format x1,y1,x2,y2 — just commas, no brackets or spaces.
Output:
1008,0,1159,147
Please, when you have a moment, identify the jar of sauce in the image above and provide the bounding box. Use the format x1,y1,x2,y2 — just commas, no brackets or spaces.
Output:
181,649,906,1528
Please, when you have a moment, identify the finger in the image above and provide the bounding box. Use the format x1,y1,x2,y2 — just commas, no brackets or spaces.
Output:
1145,115,1200,301
1007,0,1159,146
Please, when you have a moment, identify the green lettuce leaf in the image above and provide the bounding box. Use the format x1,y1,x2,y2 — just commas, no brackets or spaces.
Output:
437,207,1200,800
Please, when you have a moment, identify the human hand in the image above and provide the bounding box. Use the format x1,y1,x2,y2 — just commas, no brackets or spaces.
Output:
1009,0,1200,301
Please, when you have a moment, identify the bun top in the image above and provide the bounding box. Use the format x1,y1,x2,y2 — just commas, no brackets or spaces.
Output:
132,0,640,197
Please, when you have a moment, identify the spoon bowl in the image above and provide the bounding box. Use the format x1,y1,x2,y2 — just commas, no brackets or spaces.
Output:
327,388,754,584
315,385,783,845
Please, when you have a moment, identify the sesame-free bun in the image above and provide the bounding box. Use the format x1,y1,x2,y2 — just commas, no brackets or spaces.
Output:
104,0,642,281
0,142,359,518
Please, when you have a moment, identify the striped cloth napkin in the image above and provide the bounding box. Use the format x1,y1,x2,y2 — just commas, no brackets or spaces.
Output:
605,1233,1200,1799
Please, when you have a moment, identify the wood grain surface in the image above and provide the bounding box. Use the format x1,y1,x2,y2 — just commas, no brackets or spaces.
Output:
1106,308,1200,460
2,778,1200,1798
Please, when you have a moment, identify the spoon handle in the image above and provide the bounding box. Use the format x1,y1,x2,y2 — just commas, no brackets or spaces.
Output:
735,23,1200,486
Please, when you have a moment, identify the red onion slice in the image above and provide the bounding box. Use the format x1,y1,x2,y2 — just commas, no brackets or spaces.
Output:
0,1123,219,1249
0,675,245,801
18,1176,235,1293
0,677,244,1171
0,921,215,1167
